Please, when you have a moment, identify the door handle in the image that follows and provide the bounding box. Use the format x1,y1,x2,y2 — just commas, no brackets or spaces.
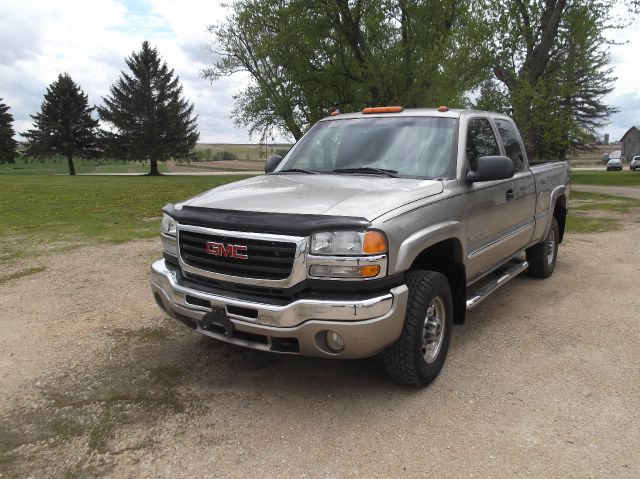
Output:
506,189,515,201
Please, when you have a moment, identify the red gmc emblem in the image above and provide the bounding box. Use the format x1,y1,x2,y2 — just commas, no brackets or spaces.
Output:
205,241,248,260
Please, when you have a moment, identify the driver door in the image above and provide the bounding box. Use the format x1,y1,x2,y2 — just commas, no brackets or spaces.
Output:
462,117,517,281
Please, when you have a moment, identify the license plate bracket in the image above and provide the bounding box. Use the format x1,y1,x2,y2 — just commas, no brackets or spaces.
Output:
200,306,234,337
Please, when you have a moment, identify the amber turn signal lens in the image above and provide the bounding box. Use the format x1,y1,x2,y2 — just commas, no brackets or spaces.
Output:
360,265,381,277
362,106,404,114
363,231,387,254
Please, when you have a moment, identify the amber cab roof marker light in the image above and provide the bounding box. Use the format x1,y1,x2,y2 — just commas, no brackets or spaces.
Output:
437,105,449,112
362,106,404,114
330,110,341,116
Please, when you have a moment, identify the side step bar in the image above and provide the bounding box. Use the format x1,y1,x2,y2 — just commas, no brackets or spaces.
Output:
466,259,529,310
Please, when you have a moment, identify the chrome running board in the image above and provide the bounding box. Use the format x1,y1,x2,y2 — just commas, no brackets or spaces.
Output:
466,259,529,310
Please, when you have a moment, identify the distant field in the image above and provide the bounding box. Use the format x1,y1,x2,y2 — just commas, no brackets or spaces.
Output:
0,174,253,265
193,143,292,162
0,157,168,175
0,144,293,174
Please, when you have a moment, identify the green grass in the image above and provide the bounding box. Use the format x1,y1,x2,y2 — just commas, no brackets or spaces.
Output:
565,215,622,234
0,157,168,175
0,174,252,265
571,170,640,186
571,190,640,212
567,191,640,234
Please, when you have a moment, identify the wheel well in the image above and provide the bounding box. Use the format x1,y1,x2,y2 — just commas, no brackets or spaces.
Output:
554,195,567,243
409,239,466,324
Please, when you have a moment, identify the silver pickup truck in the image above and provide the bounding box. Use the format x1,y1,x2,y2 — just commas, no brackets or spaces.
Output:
151,107,570,387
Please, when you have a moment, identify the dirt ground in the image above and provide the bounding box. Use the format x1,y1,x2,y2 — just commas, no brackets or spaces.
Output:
1,212,639,477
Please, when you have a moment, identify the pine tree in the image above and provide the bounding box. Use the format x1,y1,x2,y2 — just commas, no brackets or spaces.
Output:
0,99,18,164
98,41,199,175
22,74,100,175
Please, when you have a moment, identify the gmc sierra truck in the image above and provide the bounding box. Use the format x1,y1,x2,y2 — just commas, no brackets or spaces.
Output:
151,107,570,387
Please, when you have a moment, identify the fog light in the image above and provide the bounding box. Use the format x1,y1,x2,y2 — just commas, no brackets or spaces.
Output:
325,331,345,352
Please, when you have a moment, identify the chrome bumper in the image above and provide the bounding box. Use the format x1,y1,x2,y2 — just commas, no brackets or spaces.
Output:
150,259,408,358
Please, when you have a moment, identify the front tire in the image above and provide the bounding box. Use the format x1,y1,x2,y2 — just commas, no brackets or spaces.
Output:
526,217,559,278
383,271,453,388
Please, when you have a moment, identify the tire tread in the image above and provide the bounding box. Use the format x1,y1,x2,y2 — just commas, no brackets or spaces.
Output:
383,270,451,388
526,217,559,278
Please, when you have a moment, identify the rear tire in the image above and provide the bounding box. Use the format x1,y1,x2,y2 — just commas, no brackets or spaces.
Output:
383,271,453,388
526,217,559,278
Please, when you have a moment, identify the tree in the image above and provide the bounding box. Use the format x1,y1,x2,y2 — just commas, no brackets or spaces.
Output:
204,0,492,141
473,78,511,115
98,41,199,176
22,74,99,175
0,99,18,164
489,0,618,160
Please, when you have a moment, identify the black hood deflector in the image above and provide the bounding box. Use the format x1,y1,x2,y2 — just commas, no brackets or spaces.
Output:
162,204,371,236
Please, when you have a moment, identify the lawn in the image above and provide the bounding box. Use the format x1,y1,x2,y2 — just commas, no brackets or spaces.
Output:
571,170,640,186
0,174,252,266
0,157,168,175
567,190,640,234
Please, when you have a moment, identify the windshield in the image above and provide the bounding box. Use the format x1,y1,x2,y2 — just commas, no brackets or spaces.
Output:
276,117,458,178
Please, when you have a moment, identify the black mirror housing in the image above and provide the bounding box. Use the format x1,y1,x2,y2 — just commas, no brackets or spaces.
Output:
467,156,515,182
264,155,283,173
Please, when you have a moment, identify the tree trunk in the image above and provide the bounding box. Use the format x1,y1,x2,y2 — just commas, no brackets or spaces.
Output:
148,158,161,176
67,154,76,176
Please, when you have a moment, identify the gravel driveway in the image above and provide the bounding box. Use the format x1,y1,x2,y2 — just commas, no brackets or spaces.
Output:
1,218,639,478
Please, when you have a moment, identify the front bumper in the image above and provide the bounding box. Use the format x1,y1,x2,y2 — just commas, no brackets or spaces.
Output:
150,259,408,358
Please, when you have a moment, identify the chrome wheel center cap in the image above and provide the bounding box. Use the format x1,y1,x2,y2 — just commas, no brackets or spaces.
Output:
422,296,446,364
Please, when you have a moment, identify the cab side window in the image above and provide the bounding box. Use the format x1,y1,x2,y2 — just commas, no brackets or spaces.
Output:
495,119,525,172
466,118,500,170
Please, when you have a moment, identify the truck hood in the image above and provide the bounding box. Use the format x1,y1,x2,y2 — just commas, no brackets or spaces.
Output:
181,174,443,221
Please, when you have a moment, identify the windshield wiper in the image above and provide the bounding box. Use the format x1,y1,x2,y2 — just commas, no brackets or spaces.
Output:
274,168,319,174
332,167,398,178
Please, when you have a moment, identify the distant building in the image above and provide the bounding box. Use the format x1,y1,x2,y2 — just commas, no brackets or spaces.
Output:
603,133,609,145
620,126,640,161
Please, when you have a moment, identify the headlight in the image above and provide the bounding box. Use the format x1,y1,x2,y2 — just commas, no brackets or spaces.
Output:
310,230,387,255
308,230,387,279
161,214,177,236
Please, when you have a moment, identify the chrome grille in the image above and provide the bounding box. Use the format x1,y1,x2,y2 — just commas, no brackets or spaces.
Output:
178,230,297,280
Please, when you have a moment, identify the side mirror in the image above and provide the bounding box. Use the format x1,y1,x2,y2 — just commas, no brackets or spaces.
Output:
264,155,283,173
467,156,514,182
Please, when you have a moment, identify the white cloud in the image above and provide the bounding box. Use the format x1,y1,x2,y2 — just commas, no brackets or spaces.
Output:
600,8,640,141
0,0,251,143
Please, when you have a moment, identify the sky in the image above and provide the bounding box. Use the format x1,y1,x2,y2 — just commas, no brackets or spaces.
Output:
1,0,639,144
